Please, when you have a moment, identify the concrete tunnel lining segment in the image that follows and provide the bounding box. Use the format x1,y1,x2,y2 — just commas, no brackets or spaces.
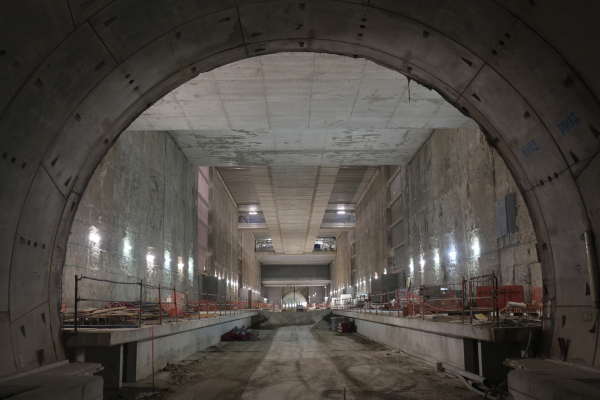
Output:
1,0,600,378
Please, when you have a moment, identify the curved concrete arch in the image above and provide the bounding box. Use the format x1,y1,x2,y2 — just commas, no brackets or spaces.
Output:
1,1,599,377
282,292,308,307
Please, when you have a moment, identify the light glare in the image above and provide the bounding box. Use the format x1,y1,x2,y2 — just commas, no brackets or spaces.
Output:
89,233,100,243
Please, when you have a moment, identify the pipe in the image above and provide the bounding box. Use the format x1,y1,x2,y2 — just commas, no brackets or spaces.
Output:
139,280,143,328
442,363,489,387
74,275,78,333
584,231,600,309
455,375,487,398
525,328,533,358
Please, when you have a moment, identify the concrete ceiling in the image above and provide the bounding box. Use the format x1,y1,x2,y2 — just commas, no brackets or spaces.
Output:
218,165,377,205
127,53,477,166
249,166,338,254
221,165,374,254
129,53,475,258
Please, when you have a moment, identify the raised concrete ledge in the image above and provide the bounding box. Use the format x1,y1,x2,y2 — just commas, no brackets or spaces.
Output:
334,311,539,342
0,362,103,400
63,312,258,347
507,358,600,400
335,311,534,383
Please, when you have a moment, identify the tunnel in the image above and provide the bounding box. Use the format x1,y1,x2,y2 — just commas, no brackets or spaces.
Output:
1,1,599,398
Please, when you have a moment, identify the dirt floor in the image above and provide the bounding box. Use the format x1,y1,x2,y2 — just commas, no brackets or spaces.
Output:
108,311,480,400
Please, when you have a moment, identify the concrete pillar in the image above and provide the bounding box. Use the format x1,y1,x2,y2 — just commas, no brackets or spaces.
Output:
85,344,123,389
478,341,521,385
123,342,137,383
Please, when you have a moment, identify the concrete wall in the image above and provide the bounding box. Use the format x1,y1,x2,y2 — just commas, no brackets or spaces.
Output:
354,167,390,295
136,315,253,380
344,129,540,301
353,317,466,369
205,169,261,300
207,167,240,298
331,231,352,295
308,286,326,304
63,131,198,307
240,231,261,294
398,129,539,291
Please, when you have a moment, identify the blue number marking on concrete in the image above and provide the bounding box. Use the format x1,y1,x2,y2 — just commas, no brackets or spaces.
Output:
557,112,581,135
521,140,540,159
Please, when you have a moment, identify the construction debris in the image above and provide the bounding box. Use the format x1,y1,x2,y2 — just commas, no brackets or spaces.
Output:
221,326,260,342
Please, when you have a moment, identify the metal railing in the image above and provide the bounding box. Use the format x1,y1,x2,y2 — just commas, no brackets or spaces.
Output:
67,275,261,331
322,273,539,327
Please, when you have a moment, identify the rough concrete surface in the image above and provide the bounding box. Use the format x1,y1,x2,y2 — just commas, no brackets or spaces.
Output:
4,0,600,378
63,131,198,308
339,129,541,298
112,311,478,399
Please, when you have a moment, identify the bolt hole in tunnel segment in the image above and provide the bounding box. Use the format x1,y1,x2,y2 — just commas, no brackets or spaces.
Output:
0,2,600,399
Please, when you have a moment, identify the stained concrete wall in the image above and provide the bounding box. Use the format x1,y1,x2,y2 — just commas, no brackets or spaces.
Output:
353,167,390,295
343,129,540,300
205,169,261,300
399,129,539,292
240,231,261,294
207,168,240,298
331,231,352,295
63,131,198,307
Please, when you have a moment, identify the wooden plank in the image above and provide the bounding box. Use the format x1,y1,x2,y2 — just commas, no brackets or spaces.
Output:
91,307,127,315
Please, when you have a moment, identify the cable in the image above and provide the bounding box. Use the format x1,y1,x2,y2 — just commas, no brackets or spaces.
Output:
519,155,596,197
78,276,141,285
592,309,600,365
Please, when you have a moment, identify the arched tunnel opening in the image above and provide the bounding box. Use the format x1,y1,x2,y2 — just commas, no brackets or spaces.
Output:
1,2,600,399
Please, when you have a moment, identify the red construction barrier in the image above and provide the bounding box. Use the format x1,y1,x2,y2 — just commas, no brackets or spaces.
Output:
532,286,543,306
477,285,524,308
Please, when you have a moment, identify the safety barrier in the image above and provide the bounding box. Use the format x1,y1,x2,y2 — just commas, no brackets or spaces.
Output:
65,275,260,331
325,275,542,325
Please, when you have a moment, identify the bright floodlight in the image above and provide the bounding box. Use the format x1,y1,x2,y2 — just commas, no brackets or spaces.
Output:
89,233,100,243
249,211,257,215
146,254,154,263
337,211,346,214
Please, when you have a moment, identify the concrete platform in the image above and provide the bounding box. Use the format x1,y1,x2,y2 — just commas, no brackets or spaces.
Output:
334,311,538,342
64,311,257,388
334,311,540,385
0,362,103,400
506,358,600,400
